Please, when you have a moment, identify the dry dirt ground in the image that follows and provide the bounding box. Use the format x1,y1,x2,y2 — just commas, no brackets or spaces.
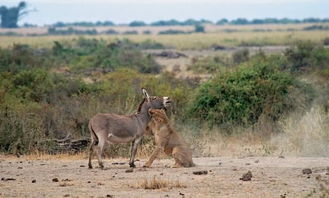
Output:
1,156,329,198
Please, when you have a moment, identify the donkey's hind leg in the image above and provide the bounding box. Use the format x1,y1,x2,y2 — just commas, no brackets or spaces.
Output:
88,141,95,169
96,133,107,169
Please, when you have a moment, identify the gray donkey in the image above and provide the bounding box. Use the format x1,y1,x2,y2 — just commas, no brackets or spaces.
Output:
88,88,171,169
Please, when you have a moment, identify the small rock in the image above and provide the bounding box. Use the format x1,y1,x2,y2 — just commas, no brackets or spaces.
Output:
240,171,252,181
62,165,67,167
280,193,286,198
278,155,285,159
32,179,36,183
245,163,250,165
52,178,59,182
254,160,259,163
302,168,312,175
17,167,23,169
80,165,85,167
106,195,113,198
112,162,119,165
179,192,185,197
193,170,208,175
232,168,238,171
165,195,169,197
87,181,91,183
125,169,133,173
218,162,222,166
160,173,164,176
63,194,70,197
97,182,104,186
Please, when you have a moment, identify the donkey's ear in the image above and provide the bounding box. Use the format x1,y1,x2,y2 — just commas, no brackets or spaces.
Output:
142,88,150,102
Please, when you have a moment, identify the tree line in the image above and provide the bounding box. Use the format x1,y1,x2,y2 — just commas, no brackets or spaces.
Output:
52,18,329,28
1,1,329,28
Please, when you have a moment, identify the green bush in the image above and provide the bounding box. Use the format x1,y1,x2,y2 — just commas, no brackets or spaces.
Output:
187,56,230,74
284,41,329,72
232,49,249,64
186,57,312,128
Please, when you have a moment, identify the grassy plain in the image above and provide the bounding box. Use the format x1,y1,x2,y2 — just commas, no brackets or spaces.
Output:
0,23,328,49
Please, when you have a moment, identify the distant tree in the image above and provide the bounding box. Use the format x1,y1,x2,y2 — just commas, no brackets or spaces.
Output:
231,18,249,25
183,19,201,26
0,1,30,28
216,18,228,25
251,19,264,24
194,24,205,33
129,21,147,27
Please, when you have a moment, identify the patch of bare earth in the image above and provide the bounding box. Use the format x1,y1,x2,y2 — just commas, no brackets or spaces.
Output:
1,156,328,197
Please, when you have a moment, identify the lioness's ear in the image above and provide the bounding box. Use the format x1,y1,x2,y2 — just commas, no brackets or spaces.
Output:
148,109,153,116
142,88,150,102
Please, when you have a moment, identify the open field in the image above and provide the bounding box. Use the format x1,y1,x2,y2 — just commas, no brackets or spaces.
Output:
0,23,328,49
0,31,328,50
1,156,329,198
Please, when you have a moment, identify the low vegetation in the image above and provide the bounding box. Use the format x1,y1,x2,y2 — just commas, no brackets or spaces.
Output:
0,36,328,156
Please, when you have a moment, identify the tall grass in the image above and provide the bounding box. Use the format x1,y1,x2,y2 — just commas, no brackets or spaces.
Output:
271,106,329,156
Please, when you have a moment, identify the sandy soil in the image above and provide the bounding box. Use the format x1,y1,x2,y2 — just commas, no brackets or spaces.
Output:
1,156,328,198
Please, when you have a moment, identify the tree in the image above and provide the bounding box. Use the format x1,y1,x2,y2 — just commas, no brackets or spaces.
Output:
194,24,205,33
0,1,30,28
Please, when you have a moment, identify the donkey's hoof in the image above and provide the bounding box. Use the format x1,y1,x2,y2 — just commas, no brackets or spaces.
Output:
129,162,136,168
88,165,93,169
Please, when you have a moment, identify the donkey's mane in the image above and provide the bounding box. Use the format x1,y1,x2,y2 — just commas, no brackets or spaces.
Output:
137,98,146,113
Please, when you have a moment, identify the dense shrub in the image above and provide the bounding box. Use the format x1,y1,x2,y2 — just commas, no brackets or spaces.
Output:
186,57,313,128
187,56,230,74
232,49,249,64
158,30,188,35
284,41,329,72
324,37,329,46
48,27,98,35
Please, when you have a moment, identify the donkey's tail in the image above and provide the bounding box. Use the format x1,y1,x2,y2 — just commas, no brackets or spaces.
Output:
88,122,99,145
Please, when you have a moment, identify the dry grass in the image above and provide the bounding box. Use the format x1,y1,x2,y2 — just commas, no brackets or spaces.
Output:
135,176,186,189
271,106,329,157
0,24,328,49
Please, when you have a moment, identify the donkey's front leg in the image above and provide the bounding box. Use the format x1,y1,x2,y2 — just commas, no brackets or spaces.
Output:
129,137,142,168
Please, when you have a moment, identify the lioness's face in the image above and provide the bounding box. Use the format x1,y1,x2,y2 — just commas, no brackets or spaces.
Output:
148,109,167,123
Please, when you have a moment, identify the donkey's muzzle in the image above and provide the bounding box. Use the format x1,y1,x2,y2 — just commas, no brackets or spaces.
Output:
163,97,172,107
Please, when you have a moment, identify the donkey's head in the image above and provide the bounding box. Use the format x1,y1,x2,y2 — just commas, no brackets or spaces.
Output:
138,88,171,113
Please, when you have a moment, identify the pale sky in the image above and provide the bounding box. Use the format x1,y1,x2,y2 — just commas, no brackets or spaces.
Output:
2,0,329,25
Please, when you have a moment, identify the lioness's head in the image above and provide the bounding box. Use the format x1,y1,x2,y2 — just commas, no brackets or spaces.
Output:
148,109,168,123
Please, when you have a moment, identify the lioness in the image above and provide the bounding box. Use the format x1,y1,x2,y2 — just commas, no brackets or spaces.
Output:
143,109,195,168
